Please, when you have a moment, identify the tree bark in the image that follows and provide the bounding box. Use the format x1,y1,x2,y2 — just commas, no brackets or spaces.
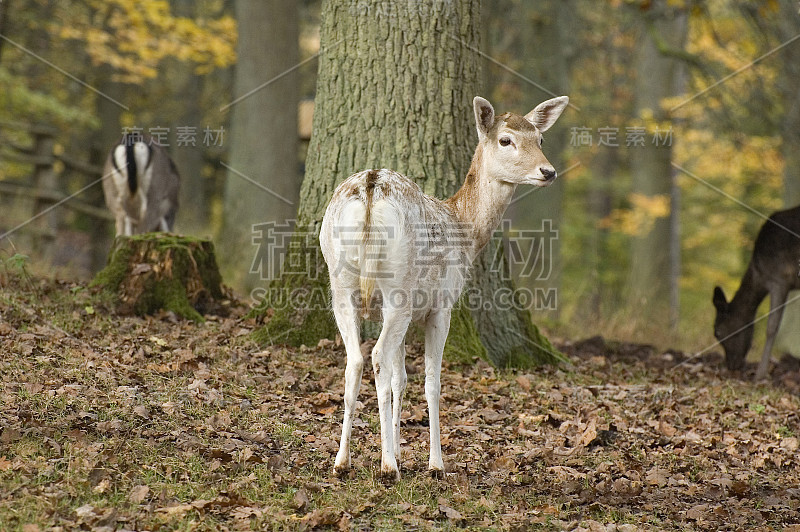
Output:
219,0,300,293
628,2,688,326
257,0,561,367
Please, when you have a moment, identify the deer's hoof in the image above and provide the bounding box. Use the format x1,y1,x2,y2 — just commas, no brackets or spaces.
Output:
429,467,445,480
380,463,401,482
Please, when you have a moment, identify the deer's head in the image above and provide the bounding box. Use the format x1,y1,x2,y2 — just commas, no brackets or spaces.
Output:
712,286,753,370
473,95,569,186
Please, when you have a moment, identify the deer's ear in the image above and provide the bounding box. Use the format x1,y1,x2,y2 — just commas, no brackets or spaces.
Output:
473,96,495,139
713,286,728,311
525,96,569,132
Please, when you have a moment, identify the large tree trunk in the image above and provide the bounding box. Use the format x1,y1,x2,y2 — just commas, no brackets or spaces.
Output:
628,2,688,327
219,0,300,293
256,0,561,367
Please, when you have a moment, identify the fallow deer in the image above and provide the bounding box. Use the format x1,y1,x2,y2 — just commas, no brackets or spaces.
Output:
320,95,569,479
102,132,180,236
713,205,800,380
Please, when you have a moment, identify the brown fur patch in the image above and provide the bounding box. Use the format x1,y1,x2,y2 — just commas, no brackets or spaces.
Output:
362,170,379,244
495,113,537,134
444,144,483,219
360,170,379,317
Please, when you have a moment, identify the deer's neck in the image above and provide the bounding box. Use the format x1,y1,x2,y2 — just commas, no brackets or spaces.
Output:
730,265,769,317
445,143,516,260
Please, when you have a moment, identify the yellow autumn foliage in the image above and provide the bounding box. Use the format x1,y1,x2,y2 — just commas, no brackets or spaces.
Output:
600,193,671,236
53,0,236,83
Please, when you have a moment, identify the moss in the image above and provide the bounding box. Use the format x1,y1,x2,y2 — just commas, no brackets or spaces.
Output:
249,229,338,346
90,242,132,291
517,307,568,367
442,299,487,365
91,233,223,322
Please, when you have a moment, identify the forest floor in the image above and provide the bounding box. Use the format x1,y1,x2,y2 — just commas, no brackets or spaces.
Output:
2,274,800,531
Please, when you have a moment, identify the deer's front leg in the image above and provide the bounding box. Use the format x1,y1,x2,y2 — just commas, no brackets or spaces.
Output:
424,309,451,476
123,216,134,236
757,288,788,380
332,293,363,476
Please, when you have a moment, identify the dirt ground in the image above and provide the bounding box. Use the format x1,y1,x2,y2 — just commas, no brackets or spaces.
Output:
1,276,800,530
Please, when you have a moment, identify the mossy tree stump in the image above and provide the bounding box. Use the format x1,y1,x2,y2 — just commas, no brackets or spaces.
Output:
92,234,225,322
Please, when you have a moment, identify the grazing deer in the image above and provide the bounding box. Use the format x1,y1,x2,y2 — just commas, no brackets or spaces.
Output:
320,95,569,479
713,205,800,379
102,133,180,236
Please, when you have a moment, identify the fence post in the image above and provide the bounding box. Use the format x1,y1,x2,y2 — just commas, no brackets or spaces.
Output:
31,125,59,262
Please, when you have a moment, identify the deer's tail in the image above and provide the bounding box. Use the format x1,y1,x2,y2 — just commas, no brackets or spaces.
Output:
359,171,379,319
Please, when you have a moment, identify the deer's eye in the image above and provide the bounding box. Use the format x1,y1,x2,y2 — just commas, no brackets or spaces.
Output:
499,137,512,147
540,137,544,146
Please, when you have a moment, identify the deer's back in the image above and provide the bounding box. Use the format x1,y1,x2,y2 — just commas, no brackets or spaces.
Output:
751,205,800,290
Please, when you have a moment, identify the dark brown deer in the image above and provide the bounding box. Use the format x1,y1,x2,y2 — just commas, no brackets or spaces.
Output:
712,205,800,379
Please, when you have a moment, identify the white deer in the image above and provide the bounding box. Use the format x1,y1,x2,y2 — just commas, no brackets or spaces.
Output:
102,132,180,236
320,95,569,480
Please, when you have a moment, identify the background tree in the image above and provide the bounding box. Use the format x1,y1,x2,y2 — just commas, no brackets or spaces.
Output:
170,0,209,234
487,0,577,321
627,0,689,327
255,0,561,367
219,0,300,292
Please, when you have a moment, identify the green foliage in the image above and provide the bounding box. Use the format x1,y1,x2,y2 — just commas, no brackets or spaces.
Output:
0,69,99,129
3,253,30,273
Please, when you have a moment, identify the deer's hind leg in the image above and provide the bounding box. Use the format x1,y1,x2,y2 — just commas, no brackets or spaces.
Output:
332,289,364,476
391,339,407,464
372,308,411,480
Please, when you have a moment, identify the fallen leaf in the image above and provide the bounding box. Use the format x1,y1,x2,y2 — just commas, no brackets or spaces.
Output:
75,504,96,518
686,503,708,520
292,489,310,511
155,504,194,516
439,504,463,520
129,485,150,504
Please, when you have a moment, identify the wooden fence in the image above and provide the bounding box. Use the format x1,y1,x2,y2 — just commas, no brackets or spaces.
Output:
0,120,112,264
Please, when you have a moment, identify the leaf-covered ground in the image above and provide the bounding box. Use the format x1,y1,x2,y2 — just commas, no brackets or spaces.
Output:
1,276,800,531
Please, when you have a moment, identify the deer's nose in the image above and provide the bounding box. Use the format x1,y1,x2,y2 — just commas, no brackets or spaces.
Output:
540,167,556,180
